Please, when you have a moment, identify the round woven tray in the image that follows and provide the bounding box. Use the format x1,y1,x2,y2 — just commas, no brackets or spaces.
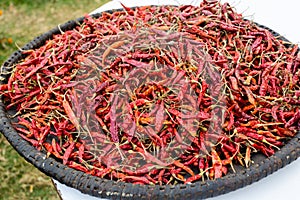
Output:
0,8,300,200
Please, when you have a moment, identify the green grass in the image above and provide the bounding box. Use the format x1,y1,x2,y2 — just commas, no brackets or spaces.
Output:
0,0,109,199
0,136,59,200
0,0,109,64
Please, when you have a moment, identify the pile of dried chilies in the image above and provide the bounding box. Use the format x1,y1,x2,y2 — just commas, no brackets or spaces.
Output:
0,0,299,185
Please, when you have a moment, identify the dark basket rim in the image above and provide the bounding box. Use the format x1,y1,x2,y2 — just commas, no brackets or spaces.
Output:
0,5,300,200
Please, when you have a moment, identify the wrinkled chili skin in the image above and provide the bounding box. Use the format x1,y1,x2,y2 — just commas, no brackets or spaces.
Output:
0,1,299,185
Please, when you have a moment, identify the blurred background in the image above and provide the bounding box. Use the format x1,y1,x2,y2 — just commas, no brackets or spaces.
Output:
0,1,108,199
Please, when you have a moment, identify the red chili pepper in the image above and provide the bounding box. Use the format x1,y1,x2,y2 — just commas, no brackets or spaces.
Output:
63,142,75,165
96,168,112,178
143,126,164,147
102,40,125,66
211,149,223,179
252,143,275,157
0,84,8,91
145,174,157,184
244,146,251,167
122,176,152,185
111,171,126,180
251,36,263,50
242,85,256,106
120,2,134,15
21,54,50,82
78,143,85,163
173,160,195,176
229,76,239,91
109,94,119,143
121,164,154,176
134,146,168,167
19,134,39,148
62,99,80,130
172,127,183,144
183,155,199,166
155,101,165,132
285,109,300,128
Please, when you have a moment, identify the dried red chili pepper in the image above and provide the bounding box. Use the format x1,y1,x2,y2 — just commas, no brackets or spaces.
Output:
63,142,75,165
1,1,299,186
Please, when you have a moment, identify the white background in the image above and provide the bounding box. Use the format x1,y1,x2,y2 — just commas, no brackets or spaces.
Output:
54,0,300,199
